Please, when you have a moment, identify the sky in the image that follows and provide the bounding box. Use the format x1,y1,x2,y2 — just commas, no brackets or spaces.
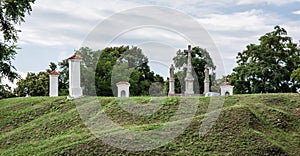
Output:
4,0,300,87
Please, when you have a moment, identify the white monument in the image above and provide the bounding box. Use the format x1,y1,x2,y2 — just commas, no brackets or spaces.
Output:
116,81,130,97
68,53,83,98
203,65,210,94
184,45,194,95
220,82,234,96
168,64,175,96
49,70,59,97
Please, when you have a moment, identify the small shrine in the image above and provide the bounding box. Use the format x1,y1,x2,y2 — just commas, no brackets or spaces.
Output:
220,82,234,96
116,81,130,97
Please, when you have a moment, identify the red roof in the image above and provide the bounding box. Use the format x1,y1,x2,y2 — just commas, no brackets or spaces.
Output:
68,53,82,59
50,70,60,75
116,81,130,85
220,82,232,86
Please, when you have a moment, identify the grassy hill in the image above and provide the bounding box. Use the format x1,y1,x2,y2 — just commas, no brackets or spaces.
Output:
0,94,299,155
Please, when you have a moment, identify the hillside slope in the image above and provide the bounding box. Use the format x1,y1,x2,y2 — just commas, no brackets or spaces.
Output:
0,94,299,155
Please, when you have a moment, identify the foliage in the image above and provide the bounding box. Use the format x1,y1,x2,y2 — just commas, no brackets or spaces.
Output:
0,0,35,81
291,66,300,83
229,26,300,94
48,62,57,72
172,46,215,94
14,72,50,96
0,83,15,99
57,59,69,96
76,46,164,96
14,62,59,97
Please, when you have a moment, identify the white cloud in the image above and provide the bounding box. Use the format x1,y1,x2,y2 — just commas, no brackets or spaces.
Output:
13,0,300,78
293,10,300,14
236,0,300,5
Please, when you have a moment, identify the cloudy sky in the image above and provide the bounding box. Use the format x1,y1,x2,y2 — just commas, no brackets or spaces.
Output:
6,0,300,86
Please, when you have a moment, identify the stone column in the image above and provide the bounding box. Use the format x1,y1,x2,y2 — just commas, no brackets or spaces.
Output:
184,45,194,95
168,64,175,96
68,53,83,98
203,65,210,94
49,70,59,97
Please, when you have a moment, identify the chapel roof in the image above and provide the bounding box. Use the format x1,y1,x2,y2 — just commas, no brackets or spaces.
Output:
116,81,130,85
50,70,60,75
220,82,232,86
68,53,82,59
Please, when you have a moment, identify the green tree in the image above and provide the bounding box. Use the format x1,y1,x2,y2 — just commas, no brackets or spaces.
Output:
14,62,60,97
14,71,49,97
95,46,164,96
94,46,127,96
75,47,101,95
58,59,69,96
0,82,15,99
172,46,215,94
0,0,35,81
49,62,57,72
291,65,300,85
229,26,300,94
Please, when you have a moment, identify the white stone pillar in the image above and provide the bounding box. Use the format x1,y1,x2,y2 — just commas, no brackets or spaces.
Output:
116,81,130,97
68,54,83,98
49,71,59,97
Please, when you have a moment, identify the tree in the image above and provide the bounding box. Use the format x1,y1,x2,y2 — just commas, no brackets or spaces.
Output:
57,59,69,96
292,66,300,82
49,62,57,72
14,62,58,97
14,72,49,97
229,26,300,94
172,46,215,94
95,46,164,96
94,46,127,96
0,82,15,99
0,0,35,81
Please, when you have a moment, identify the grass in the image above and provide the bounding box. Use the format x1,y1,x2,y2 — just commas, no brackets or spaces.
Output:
0,94,299,155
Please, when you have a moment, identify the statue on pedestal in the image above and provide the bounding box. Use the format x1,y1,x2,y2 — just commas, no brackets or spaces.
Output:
184,45,194,95
168,64,175,96
203,64,210,94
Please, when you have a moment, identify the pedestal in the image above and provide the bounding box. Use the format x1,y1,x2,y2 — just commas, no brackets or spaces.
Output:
185,77,194,95
168,78,175,96
203,80,210,95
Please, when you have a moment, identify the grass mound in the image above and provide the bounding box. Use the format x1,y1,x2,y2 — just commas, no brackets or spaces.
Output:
0,94,299,155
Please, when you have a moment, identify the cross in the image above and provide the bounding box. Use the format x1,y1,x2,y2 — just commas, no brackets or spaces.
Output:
184,45,193,74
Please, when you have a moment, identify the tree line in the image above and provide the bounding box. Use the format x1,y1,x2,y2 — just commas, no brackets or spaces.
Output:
11,45,215,97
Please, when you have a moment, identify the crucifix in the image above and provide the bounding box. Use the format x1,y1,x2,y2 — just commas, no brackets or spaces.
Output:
184,45,194,95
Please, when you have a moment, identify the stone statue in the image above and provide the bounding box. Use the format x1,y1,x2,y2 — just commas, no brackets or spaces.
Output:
204,65,209,80
169,64,175,96
203,64,210,94
170,64,175,79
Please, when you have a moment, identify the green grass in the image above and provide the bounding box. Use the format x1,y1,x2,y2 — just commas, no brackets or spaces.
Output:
0,94,299,155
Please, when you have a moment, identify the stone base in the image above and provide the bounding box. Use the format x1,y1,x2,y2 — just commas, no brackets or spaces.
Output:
69,87,83,99
168,92,175,96
184,92,194,96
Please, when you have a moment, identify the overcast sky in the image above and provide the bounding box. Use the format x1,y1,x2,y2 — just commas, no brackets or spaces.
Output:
5,0,300,87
